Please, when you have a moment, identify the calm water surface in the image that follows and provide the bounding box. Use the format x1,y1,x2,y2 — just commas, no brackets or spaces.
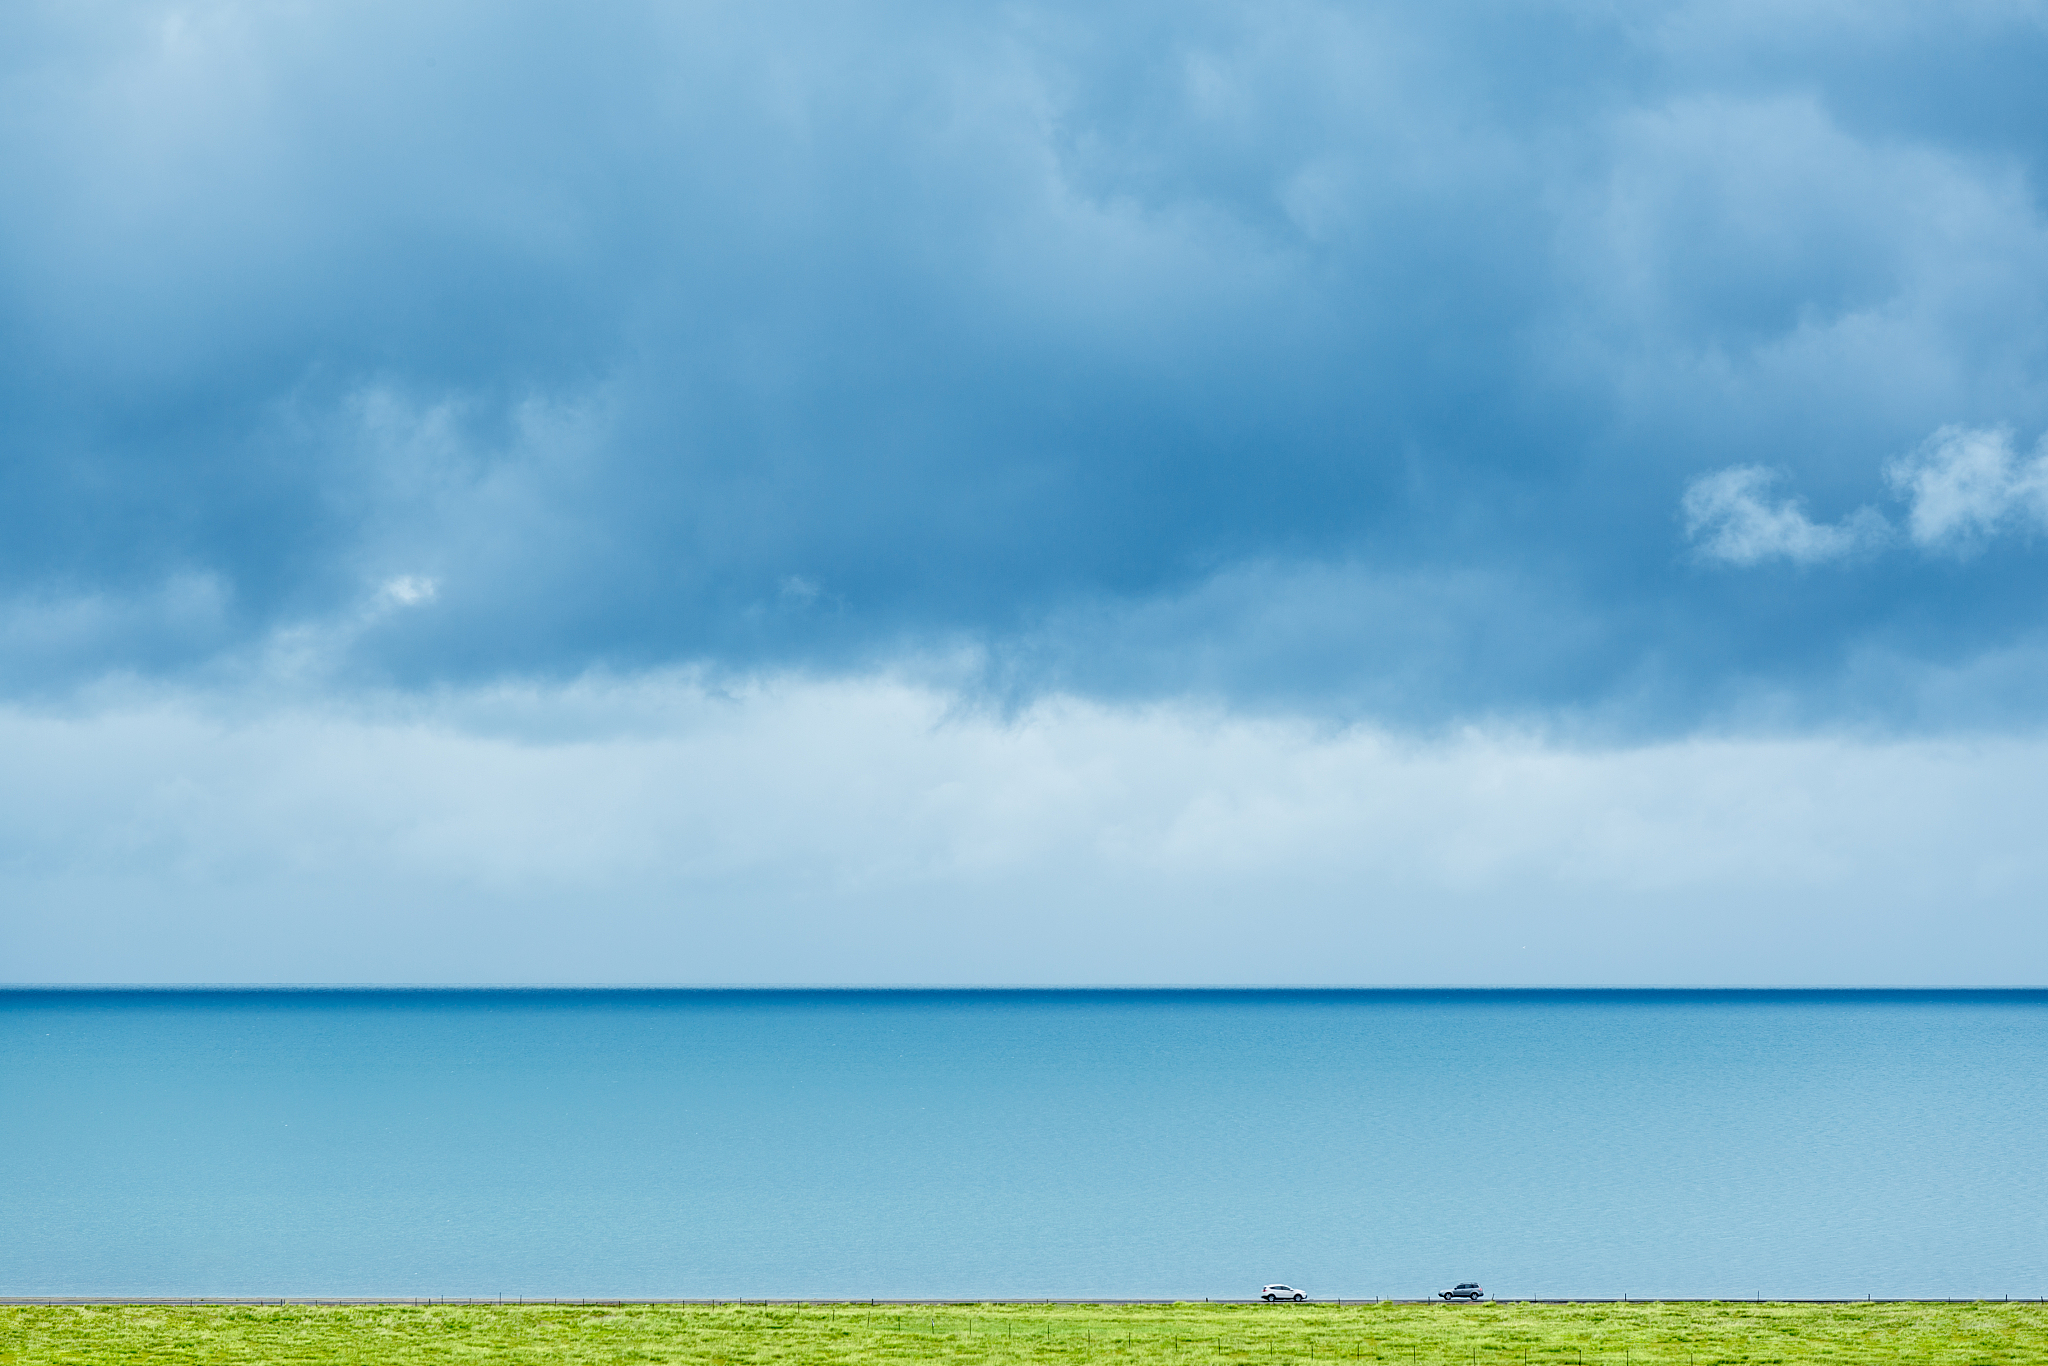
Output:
2,989,2043,1298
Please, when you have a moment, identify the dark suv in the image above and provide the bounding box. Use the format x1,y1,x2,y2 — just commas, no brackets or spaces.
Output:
1439,1283,1484,1301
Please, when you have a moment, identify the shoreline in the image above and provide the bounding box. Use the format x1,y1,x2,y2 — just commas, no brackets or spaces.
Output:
4,1296,2039,1306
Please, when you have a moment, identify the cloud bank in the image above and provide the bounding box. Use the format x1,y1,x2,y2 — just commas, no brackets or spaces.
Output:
1,0,2046,728
7,674,2043,985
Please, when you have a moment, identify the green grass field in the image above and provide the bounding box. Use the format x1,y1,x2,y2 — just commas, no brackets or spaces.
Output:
2,1301,2042,1365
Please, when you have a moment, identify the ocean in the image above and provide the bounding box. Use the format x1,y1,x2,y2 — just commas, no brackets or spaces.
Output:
2,988,2042,1299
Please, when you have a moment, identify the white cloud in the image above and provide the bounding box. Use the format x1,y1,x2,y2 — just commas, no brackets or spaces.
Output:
1684,424,2048,566
1887,424,2048,553
4,672,2045,986
1681,466,1886,564
381,575,438,606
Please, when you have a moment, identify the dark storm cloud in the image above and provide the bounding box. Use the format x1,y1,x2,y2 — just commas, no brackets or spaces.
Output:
4,0,2048,727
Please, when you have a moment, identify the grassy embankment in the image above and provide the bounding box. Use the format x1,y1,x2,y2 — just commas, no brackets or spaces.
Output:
2,1300,2043,1365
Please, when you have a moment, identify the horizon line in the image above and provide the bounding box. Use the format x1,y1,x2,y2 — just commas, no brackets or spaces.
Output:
5,983,2045,993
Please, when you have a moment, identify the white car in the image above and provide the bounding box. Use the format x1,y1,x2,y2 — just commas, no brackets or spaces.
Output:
1261,1284,1306,1302
1439,1283,1485,1302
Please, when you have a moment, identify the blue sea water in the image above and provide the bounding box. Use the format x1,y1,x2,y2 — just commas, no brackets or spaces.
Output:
1,989,2043,1300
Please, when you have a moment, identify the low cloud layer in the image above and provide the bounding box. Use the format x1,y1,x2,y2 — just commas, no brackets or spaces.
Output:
6,674,2044,985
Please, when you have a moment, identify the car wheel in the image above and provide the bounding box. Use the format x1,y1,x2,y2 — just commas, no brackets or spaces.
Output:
1294,1294,1304,1302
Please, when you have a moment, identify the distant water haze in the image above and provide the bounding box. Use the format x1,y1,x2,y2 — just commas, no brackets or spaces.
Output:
2,989,2042,1300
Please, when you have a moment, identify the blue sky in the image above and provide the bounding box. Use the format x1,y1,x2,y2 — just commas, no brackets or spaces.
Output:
5,0,2047,983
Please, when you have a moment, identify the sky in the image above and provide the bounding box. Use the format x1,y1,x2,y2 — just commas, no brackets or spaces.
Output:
4,0,2047,984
